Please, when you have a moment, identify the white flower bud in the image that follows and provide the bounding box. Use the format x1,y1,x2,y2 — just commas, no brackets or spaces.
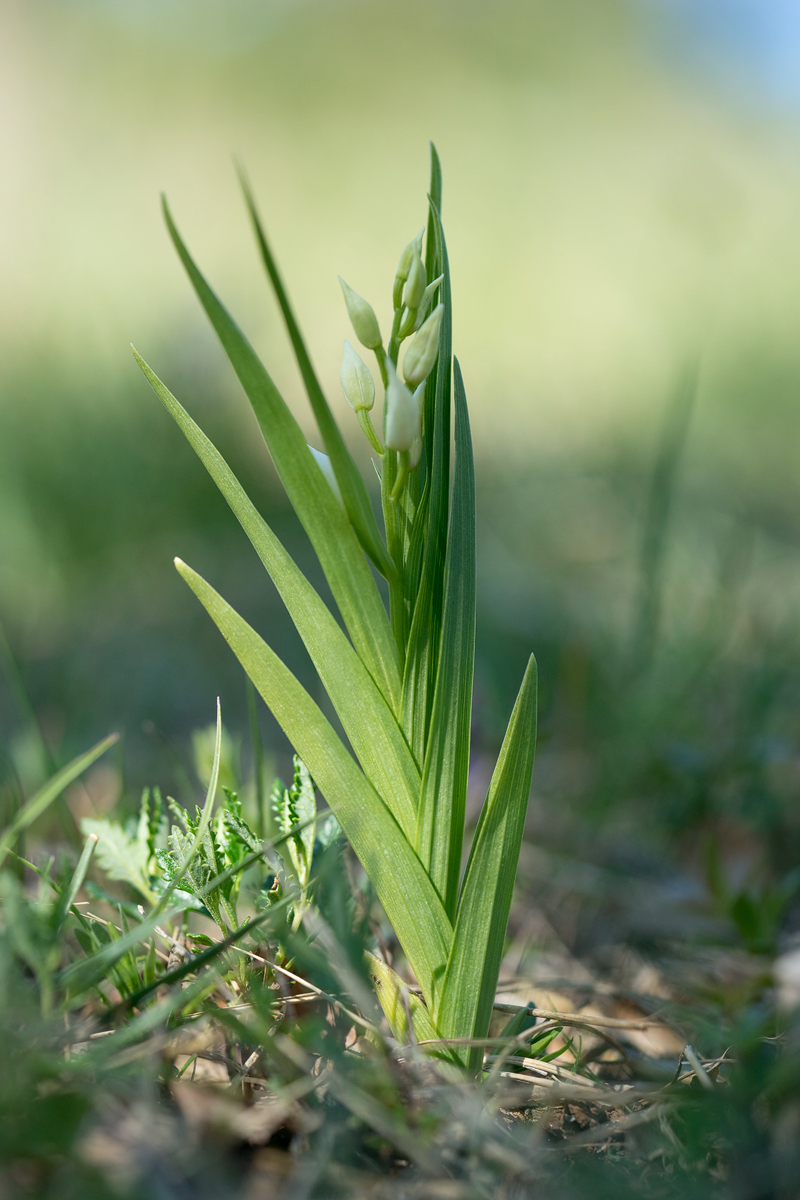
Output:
308,445,344,508
338,277,382,350
385,362,421,452
408,383,425,469
339,340,375,412
402,303,444,388
414,274,444,330
396,227,425,283
402,248,427,311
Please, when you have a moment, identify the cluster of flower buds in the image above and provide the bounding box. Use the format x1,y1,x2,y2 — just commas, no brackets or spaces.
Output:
337,219,444,499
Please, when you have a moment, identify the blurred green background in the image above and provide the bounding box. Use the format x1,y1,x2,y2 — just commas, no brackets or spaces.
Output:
3,0,800,897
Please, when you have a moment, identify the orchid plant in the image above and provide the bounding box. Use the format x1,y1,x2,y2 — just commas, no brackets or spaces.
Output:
133,146,537,1070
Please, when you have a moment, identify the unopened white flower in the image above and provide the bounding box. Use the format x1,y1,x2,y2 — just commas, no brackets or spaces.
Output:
385,362,421,452
395,227,424,283
414,274,444,330
338,277,382,350
393,228,425,306
340,340,375,412
403,303,444,388
408,383,425,469
402,248,427,310
308,445,344,508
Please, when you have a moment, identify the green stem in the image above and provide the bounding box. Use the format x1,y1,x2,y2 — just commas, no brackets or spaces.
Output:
373,344,389,389
246,677,266,838
391,451,410,503
387,309,403,365
398,307,417,339
381,450,406,662
357,410,384,455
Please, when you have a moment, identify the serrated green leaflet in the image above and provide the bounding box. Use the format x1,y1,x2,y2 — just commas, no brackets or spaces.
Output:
156,696,222,914
416,359,476,919
175,558,452,1005
162,200,401,713
436,656,538,1068
236,169,397,587
133,350,418,836
81,816,154,903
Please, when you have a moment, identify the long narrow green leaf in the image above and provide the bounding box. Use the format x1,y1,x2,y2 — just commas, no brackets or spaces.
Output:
403,145,444,607
416,359,476,918
237,170,397,585
401,198,452,762
436,656,538,1068
175,558,452,1006
134,351,419,838
0,734,118,870
162,200,401,712
424,142,443,279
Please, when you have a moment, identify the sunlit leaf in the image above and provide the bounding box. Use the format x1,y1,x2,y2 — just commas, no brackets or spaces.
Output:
436,655,537,1068
133,351,418,836
416,359,476,919
175,557,453,1006
161,202,401,712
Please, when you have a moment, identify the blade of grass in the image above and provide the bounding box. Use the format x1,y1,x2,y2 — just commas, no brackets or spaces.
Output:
175,557,452,1006
0,615,56,776
55,833,98,931
416,359,476,918
237,167,397,585
246,678,266,837
162,200,401,711
112,908,278,1014
631,362,697,674
0,734,118,870
85,972,220,1060
436,656,538,1068
133,352,418,836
